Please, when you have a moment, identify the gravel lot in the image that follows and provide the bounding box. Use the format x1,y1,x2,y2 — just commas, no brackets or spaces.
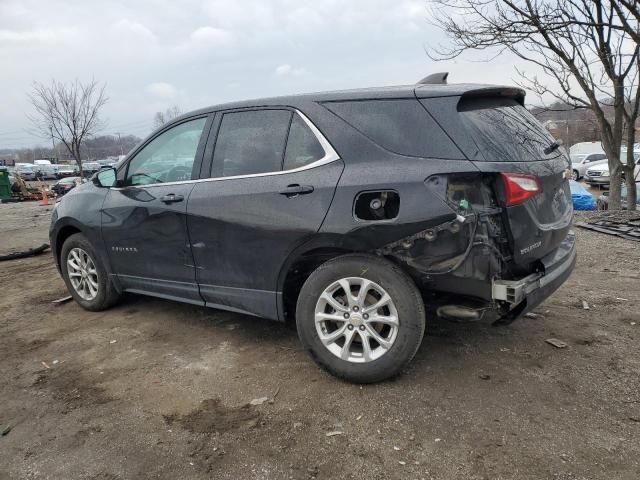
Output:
1,202,639,480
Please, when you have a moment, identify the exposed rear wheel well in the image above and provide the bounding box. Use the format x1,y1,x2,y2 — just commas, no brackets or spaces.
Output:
55,226,81,265
282,247,353,322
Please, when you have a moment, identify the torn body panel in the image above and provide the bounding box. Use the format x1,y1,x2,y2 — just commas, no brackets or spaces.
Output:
372,169,576,323
376,173,516,321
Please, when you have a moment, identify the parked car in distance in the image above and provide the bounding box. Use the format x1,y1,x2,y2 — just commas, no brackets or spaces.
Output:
56,164,77,178
570,152,607,180
569,141,604,156
37,164,58,180
15,163,37,180
51,176,84,196
81,162,101,177
50,79,576,383
597,182,640,210
97,159,117,168
585,152,640,186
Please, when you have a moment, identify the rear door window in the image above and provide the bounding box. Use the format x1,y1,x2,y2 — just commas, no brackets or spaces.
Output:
213,110,292,177
283,114,325,170
323,99,461,159
458,97,560,162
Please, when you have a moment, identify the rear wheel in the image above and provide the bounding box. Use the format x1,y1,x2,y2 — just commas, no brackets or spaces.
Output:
296,254,425,383
60,233,121,311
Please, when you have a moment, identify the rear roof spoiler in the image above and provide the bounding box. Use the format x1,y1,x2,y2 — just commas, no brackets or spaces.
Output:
415,84,526,105
460,86,525,106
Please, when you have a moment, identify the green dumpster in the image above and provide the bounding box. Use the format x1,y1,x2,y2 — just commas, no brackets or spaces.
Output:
0,167,11,200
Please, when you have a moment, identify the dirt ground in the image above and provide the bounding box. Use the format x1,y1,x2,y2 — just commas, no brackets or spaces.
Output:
1,201,639,480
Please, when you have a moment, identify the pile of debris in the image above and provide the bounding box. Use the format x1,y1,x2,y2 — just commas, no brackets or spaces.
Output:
1,173,52,203
575,217,640,241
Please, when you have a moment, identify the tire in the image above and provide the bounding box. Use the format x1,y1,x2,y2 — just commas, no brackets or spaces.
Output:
571,170,579,181
60,233,121,311
296,254,425,383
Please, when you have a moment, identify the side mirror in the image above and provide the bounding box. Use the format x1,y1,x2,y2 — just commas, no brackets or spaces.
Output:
93,167,117,188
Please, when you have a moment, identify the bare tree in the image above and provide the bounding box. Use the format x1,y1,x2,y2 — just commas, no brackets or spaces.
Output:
152,105,183,130
28,79,108,178
428,0,640,210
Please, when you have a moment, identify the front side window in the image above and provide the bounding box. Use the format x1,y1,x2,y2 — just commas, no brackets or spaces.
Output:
126,117,207,186
214,110,292,177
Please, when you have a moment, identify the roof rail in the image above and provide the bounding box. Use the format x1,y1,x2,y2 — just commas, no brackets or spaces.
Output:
417,72,448,85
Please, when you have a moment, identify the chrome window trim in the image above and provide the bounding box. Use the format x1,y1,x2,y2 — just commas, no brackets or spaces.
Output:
114,109,340,190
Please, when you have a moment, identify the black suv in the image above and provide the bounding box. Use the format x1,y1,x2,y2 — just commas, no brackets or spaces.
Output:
50,78,576,383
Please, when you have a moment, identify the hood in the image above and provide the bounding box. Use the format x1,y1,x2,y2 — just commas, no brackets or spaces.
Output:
587,163,609,174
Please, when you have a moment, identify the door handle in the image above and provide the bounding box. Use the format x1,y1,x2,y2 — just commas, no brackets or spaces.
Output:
279,184,314,197
160,193,184,204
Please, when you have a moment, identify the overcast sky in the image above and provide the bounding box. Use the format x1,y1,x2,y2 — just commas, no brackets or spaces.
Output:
0,0,539,148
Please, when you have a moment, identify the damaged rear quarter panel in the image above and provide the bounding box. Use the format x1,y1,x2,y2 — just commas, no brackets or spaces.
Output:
319,155,481,252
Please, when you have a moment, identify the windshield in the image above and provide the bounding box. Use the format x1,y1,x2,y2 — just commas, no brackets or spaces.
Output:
571,154,587,164
458,97,561,162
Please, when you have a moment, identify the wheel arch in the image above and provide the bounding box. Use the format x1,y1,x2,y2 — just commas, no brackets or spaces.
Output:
52,219,120,292
277,233,426,322
277,235,362,322
53,222,83,270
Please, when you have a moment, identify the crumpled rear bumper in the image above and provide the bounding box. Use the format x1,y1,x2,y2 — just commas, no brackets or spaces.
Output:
492,231,576,317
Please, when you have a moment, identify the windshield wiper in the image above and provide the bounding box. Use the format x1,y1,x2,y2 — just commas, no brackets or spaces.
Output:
543,140,563,155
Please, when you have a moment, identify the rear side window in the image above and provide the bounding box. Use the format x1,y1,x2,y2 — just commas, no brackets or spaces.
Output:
214,110,292,177
283,115,325,170
458,97,560,162
323,99,461,159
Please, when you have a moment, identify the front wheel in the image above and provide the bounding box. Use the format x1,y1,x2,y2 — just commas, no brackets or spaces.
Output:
60,233,121,311
571,170,579,181
296,254,425,383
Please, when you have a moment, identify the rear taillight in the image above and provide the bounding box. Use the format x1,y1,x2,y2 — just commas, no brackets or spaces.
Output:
501,173,541,206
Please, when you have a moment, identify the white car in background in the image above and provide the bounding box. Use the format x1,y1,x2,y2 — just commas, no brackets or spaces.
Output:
570,152,608,180
585,152,640,186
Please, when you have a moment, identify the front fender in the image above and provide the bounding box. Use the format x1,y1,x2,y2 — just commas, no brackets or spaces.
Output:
49,185,118,289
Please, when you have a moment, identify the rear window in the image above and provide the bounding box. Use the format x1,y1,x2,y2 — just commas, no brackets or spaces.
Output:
458,97,560,162
323,99,461,159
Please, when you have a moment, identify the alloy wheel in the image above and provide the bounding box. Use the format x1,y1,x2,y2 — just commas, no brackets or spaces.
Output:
314,277,399,363
67,247,99,301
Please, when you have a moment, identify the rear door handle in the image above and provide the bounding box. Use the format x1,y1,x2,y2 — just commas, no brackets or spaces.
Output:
160,193,184,204
279,184,314,197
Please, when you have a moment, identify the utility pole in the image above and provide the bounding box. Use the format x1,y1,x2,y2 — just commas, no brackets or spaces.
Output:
114,132,124,156
49,126,57,163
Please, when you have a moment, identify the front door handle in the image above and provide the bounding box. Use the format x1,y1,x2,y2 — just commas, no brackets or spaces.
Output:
160,193,184,204
279,184,314,197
